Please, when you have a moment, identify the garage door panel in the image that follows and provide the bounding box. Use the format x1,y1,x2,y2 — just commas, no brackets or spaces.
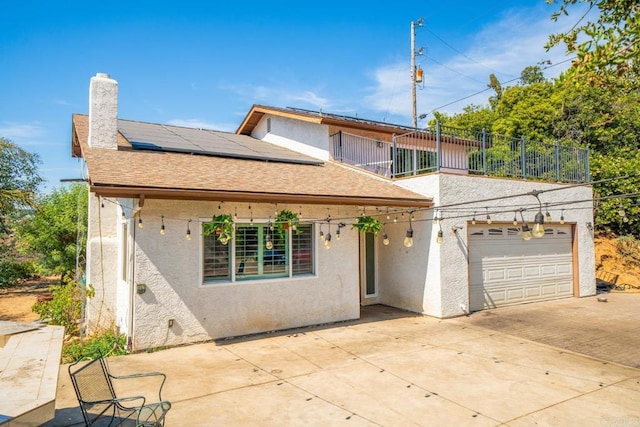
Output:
469,225,574,311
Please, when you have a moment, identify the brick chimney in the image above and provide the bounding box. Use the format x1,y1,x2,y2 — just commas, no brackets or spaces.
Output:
88,73,118,149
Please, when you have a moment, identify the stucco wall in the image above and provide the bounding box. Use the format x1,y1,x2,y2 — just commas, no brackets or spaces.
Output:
396,172,596,318
128,201,361,350
253,115,331,161
85,193,120,330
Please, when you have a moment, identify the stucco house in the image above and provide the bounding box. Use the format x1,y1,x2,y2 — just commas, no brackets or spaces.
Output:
73,73,596,350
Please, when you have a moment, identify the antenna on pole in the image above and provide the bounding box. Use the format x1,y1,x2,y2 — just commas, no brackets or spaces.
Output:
411,18,424,128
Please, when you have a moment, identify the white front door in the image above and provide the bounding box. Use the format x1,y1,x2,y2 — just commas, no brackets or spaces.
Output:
469,225,574,311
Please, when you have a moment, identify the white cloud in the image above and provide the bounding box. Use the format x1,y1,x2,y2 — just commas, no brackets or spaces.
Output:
167,118,236,132
363,7,576,123
0,122,49,146
224,83,330,111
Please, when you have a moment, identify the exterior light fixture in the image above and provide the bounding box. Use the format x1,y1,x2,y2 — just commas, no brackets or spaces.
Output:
324,232,332,249
519,209,533,241
404,216,414,248
160,215,166,235
485,208,492,224
545,203,552,221
382,232,390,246
186,220,192,240
532,211,546,238
560,209,565,225
265,234,273,250
586,222,593,230
530,190,545,238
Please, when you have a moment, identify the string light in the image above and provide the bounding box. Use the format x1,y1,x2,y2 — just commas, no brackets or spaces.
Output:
265,233,273,250
319,224,325,241
100,197,105,208
324,222,332,249
531,193,545,238
274,203,278,216
485,207,492,224
186,220,192,240
545,203,552,221
519,209,533,241
472,211,476,225
513,211,518,226
404,216,414,248
160,215,165,235
560,209,565,224
218,201,223,210
121,210,126,221
436,217,444,244
138,214,143,228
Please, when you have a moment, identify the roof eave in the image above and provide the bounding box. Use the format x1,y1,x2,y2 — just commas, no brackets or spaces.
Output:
89,184,433,208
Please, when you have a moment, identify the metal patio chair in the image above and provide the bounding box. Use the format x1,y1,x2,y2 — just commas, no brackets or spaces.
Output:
68,353,171,426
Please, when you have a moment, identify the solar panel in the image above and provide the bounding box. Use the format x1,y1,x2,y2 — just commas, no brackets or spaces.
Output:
118,120,323,165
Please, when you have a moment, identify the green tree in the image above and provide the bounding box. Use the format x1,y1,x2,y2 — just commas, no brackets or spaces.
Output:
17,184,88,280
546,0,640,85
0,137,42,234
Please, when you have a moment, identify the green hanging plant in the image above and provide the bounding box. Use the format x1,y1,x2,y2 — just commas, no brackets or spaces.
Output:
202,213,234,244
275,209,301,238
352,216,383,235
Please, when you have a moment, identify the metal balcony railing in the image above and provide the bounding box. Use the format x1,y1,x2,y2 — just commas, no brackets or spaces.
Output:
330,122,590,183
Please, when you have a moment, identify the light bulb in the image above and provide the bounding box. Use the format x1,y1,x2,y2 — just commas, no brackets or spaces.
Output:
220,236,229,245
160,225,165,235
404,229,414,248
319,230,325,241
336,228,341,240
522,230,533,241
560,215,565,225
138,217,143,228
472,218,476,225
265,235,273,250
186,230,192,240
324,233,332,249
394,215,398,223
486,215,492,225
436,229,444,244
532,211,545,238
382,232,390,246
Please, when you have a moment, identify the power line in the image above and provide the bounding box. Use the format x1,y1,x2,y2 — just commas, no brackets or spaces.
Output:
426,57,575,114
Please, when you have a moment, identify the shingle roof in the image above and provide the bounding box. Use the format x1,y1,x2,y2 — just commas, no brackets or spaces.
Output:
72,114,432,207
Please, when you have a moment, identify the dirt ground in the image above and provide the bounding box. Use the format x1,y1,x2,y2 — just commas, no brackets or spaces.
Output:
0,278,56,322
0,237,637,323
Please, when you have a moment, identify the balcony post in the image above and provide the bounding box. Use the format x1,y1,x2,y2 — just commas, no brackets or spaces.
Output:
338,130,343,162
482,128,487,175
520,135,526,180
555,142,560,182
436,121,441,171
391,133,396,178
585,147,590,183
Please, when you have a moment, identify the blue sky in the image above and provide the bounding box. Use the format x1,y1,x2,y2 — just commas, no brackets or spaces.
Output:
0,1,583,193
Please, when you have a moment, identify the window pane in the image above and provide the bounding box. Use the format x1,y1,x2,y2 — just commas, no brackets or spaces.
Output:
236,224,288,280
203,234,230,281
293,224,314,275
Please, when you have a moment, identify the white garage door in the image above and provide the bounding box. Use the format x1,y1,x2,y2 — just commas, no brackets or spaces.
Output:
469,225,574,311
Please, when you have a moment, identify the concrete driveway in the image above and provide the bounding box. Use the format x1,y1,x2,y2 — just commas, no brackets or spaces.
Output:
47,296,640,426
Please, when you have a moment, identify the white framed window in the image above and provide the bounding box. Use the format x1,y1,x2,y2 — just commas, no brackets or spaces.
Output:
202,222,314,284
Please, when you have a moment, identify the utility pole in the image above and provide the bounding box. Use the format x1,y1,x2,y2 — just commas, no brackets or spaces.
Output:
411,18,424,128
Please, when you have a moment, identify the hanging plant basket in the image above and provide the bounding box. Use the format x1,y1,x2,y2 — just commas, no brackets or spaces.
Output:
202,213,234,244
352,216,383,235
275,209,301,238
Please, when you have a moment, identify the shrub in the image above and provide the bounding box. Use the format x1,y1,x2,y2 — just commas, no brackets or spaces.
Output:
62,327,129,363
0,260,36,288
32,278,88,335
616,235,640,267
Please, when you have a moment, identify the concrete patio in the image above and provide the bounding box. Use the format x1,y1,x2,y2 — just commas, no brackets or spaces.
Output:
46,294,640,426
